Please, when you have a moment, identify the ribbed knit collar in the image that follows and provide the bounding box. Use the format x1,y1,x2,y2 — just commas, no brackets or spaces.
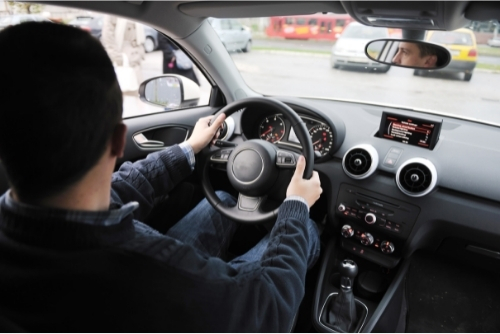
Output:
0,190,138,250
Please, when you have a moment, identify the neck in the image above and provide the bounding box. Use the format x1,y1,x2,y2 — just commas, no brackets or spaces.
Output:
13,154,116,212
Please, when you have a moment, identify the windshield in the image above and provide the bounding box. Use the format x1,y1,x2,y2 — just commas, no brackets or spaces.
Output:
223,15,500,124
428,31,473,46
341,25,388,39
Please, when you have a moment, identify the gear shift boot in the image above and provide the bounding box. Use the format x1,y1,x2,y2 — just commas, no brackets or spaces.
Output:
319,259,368,332
320,293,368,333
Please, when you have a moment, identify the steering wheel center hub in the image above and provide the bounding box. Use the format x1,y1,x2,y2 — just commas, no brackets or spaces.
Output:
232,149,263,183
227,140,278,196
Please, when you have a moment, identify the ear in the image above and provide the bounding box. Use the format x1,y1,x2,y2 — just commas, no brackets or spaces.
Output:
424,55,438,68
110,123,127,158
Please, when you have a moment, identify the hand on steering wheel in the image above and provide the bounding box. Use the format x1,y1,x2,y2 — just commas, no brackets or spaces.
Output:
199,97,315,224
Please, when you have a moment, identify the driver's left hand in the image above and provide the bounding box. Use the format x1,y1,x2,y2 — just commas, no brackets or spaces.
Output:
187,114,226,154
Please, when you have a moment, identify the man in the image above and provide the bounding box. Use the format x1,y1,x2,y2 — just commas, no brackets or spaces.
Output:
0,22,322,332
392,41,438,68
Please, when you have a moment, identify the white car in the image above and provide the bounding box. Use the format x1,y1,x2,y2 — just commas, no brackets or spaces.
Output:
487,36,500,47
208,18,252,52
331,22,390,72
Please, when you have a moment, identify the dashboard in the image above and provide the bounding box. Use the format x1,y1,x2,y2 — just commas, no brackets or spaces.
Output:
226,96,500,268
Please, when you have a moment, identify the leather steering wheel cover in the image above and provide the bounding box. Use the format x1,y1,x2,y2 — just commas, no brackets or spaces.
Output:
203,97,314,224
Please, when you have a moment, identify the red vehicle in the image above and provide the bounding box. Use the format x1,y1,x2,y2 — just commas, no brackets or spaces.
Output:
266,14,354,41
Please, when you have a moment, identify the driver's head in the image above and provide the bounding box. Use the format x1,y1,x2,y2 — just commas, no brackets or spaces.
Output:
392,41,438,68
0,22,123,203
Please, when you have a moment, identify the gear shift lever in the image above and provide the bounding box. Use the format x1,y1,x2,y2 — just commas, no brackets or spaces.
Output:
339,259,358,290
326,259,359,332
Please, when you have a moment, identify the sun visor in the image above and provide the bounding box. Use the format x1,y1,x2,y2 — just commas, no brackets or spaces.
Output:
178,1,346,18
465,1,500,21
341,1,470,31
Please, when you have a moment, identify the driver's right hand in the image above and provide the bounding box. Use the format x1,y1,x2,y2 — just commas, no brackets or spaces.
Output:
286,156,322,208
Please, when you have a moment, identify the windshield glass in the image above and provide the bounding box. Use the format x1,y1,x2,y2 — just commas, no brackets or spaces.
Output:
428,31,473,46
223,15,500,124
342,25,388,39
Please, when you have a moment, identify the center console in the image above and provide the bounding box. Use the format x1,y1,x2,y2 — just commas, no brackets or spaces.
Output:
313,183,419,332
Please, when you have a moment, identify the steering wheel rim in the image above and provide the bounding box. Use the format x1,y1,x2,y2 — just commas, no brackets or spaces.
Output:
200,97,314,224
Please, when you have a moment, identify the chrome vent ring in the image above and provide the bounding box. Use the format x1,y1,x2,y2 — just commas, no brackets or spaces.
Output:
342,144,379,180
396,158,437,197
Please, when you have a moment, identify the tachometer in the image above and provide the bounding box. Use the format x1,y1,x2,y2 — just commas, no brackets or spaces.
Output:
309,124,333,156
259,115,285,143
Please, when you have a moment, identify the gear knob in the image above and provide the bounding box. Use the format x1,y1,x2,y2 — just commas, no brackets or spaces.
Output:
339,259,358,289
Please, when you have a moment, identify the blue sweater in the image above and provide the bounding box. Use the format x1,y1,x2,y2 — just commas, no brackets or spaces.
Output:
0,145,318,332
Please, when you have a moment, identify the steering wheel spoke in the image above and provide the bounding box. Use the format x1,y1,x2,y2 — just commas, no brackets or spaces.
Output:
237,193,265,212
276,149,300,169
209,148,234,164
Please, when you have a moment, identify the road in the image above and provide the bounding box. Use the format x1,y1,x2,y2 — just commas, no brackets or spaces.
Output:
124,45,500,124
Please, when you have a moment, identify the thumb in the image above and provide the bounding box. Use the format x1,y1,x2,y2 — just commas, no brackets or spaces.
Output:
293,156,306,179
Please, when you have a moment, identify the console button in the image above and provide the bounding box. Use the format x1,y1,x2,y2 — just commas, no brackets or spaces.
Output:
338,204,346,212
341,225,354,238
365,213,376,225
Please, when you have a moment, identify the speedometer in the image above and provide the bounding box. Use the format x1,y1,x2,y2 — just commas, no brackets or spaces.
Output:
259,115,285,143
309,124,333,156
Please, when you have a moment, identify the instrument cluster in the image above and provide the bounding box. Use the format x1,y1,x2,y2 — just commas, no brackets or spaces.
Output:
257,114,334,158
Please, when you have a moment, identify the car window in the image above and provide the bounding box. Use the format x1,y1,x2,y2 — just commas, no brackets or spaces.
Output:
221,19,231,30
428,31,473,46
231,20,242,30
226,14,499,124
2,4,211,119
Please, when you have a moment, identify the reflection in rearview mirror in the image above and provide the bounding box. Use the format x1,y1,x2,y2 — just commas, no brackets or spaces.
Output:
144,77,182,108
365,39,451,70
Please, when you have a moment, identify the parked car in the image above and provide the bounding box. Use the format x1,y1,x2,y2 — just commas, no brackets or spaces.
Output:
487,36,500,47
0,14,50,31
208,17,252,52
68,15,158,52
416,28,478,81
331,21,391,72
1,1,500,333
68,16,103,39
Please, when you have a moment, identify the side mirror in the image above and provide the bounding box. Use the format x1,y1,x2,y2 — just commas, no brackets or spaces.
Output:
365,39,451,70
139,75,200,110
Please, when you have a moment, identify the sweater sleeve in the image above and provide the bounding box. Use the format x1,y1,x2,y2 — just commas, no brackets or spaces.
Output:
111,145,192,221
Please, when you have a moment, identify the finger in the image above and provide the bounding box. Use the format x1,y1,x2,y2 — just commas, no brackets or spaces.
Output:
293,156,306,179
210,113,226,128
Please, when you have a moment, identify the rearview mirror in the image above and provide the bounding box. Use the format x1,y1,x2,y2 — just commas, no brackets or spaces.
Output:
139,75,200,110
365,39,451,70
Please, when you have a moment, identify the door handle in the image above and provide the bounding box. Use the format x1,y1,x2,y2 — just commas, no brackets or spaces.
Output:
133,133,165,148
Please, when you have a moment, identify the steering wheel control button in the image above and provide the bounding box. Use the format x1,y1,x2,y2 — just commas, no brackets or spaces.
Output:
381,241,395,254
341,225,354,238
365,213,377,225
360,233,374,246
210,149,233,163
232,149,263,183
276,150,297,167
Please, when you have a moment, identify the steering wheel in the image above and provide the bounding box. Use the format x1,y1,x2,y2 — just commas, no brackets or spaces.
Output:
200,97,314,224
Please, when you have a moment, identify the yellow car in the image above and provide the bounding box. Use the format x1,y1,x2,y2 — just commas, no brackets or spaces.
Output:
418,28,477,81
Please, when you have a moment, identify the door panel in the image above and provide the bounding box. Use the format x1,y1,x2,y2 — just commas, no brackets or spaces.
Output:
118,106,219,167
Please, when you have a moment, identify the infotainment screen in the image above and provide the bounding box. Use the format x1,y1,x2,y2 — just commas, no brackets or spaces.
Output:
379,112,442,150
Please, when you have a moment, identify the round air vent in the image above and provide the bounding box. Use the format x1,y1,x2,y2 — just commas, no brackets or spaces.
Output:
342,144,379,179
396,158,437,197
219,116,235,141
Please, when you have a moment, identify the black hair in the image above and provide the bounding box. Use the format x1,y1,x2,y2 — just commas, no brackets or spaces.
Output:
417,42,437,58
0,22,122,202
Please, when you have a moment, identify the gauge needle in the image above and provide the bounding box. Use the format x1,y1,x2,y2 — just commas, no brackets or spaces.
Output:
261,127,273,136
313,140,321,146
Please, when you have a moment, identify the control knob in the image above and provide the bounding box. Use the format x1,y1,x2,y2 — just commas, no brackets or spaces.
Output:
365,213,376,225
360,232,374,246
341,225,354,238
338,204,346,212
381,241,395,254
